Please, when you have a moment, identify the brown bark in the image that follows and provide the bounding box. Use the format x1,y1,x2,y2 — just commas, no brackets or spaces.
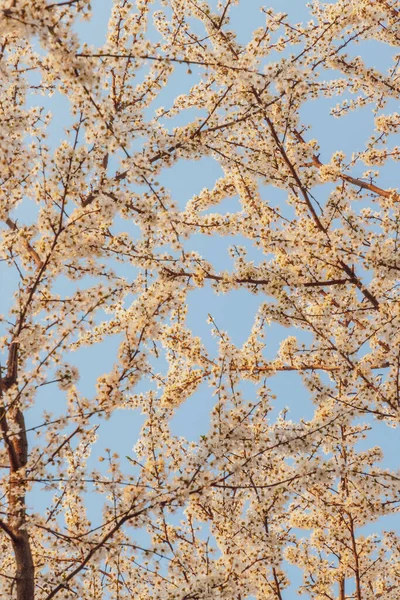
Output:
12,531,35,600
8,409,35,600
339,576,345,600
1,344,35,600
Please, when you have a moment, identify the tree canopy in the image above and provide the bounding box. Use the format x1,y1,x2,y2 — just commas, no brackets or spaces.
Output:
0,0,399,598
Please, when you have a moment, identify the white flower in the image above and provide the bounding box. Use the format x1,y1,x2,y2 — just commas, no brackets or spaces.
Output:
55,364,80,390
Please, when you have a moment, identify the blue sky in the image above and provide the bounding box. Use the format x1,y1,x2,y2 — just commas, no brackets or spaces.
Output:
0,0,399,596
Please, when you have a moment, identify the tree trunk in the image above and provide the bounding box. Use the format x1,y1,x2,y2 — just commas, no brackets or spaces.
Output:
339,576,345,600
12,531,35,600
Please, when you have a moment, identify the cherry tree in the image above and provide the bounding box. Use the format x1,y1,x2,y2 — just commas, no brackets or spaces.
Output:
0,0,399,598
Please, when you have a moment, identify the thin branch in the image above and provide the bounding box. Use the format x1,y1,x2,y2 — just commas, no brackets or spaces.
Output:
4,218,44,269
0,518,18,543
